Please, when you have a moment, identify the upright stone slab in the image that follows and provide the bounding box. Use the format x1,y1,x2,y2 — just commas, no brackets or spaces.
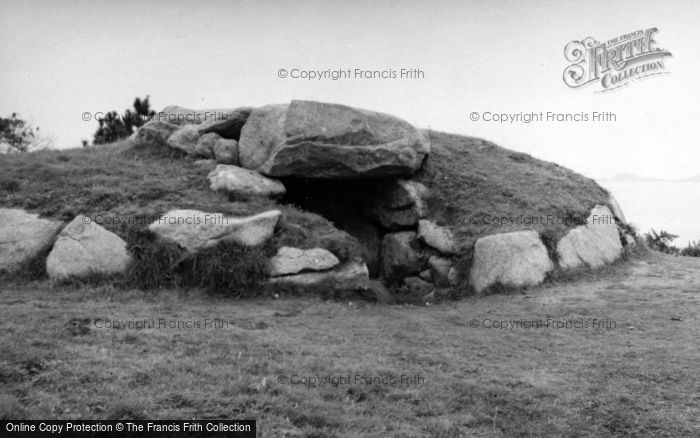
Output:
46,216,131,281
470,230,553,293
556,205,622,270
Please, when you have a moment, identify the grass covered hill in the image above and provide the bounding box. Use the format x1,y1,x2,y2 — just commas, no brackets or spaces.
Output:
0,129,614,293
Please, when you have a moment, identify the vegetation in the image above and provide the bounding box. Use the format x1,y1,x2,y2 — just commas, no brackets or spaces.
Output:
92,96,156,145
0,252,698,435
645,229,700,257
0,113,54,153
0,129,624,293
416,131,611,249
124,229,269,296
0,139,362,290
680,241,700,257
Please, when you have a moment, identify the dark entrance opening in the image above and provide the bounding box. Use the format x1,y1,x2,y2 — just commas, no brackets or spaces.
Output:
278,178,388,278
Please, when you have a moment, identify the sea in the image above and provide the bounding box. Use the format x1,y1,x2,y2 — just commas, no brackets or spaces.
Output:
600,180,700,247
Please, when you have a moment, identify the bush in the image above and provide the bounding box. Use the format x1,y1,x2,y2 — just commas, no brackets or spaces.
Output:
178,240,269,296
680,241,700,257
0,178,20,192
124,227,188,290
124,229,269,296
93,96,155,145
645,229,679,255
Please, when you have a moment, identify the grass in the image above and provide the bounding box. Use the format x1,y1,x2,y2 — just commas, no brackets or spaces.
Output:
0,140,363,268
0,252,698,436
415,131,611,249
1,131,615,292
0,133,695,435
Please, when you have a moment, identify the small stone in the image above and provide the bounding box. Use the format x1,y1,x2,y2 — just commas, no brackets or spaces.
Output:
419,269,433,282
381,232,425,282
418,220,458,255
428,256,452,287
208,165,286,199
403,276,434,295
269,247,340,276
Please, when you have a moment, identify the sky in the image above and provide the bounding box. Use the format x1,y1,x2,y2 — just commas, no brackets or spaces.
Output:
1,0,699,180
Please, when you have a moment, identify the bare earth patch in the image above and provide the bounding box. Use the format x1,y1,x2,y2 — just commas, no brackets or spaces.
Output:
1,252,698,436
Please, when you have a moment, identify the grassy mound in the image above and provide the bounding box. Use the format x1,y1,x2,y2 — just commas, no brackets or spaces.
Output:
415,131,610,248
0,140,362,286
1,131,613,293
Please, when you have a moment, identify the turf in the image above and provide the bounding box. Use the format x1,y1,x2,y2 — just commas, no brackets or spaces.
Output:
0,252,697,436
0,140,362,264
0,132,611,253
415,131,610,249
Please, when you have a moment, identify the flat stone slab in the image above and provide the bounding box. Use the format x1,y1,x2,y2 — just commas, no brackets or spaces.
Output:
149,209,281,251
269,246,340,276
268,262,369,289
238,100,430,178
208,165,286,199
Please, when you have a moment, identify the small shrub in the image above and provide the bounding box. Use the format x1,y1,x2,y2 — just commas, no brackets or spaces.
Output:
179,240,269,296
124,229,269,296
680,241,700,257
124,228,187,290
645,229,679,255
0,178,20,192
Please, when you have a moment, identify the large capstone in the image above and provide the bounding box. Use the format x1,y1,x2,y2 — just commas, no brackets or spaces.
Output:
238,100,430,178
157,105,249,128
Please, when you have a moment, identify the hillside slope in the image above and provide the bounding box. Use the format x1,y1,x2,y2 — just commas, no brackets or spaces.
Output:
416,131,610,248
